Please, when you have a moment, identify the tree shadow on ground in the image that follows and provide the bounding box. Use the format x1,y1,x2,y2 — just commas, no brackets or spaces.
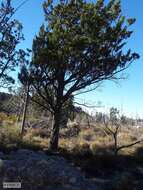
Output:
58,145,143,180
134,146,143,157
57,145,143,190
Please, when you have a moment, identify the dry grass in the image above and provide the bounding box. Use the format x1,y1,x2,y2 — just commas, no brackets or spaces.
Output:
0,112,143,156
0,112,17,125
58,122,143,156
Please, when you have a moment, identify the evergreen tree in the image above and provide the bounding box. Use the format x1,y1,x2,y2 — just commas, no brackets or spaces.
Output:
28,0,139,150
0,0,24,87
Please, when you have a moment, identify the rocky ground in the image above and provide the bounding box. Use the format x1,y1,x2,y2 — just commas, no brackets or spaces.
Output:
0,149,101,190
0,149,143,190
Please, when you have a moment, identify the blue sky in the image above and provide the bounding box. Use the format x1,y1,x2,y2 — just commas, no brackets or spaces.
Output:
12,0,143,118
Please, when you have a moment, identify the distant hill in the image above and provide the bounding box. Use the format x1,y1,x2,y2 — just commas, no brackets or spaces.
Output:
0,92,12,113
0,92,12,101
0,91,93,126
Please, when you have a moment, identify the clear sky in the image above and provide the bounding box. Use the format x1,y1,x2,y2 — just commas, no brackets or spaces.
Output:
11,0,143,118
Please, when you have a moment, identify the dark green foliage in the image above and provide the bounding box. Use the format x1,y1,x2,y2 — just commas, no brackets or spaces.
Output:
0,0,24,87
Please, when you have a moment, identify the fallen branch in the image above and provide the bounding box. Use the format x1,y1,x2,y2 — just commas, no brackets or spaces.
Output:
117,139,143,153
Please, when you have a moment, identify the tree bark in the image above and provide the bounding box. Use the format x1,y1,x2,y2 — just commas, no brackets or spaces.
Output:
49,72,64,151
113,133,118,156
49,110,62,151
21,84,29,137
16,101,23,123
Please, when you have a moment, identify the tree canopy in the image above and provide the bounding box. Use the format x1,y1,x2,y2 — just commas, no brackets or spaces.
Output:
0,0,24,88
22,0,139,150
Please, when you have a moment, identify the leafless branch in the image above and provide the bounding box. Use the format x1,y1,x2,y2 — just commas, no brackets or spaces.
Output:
117,139,143,152
74,101,102,108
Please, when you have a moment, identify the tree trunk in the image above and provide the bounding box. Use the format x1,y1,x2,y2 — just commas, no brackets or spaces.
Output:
16,102,23,123
21,84,29,137
49,110,61,151
16,112,21,123
114,133,118,156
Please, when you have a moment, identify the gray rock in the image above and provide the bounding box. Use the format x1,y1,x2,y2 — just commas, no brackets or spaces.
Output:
0,149,99,190
5,166,18,179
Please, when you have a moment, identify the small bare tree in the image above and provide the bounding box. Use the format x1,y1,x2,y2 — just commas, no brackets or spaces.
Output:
18,65,32,137
103,108,143,156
